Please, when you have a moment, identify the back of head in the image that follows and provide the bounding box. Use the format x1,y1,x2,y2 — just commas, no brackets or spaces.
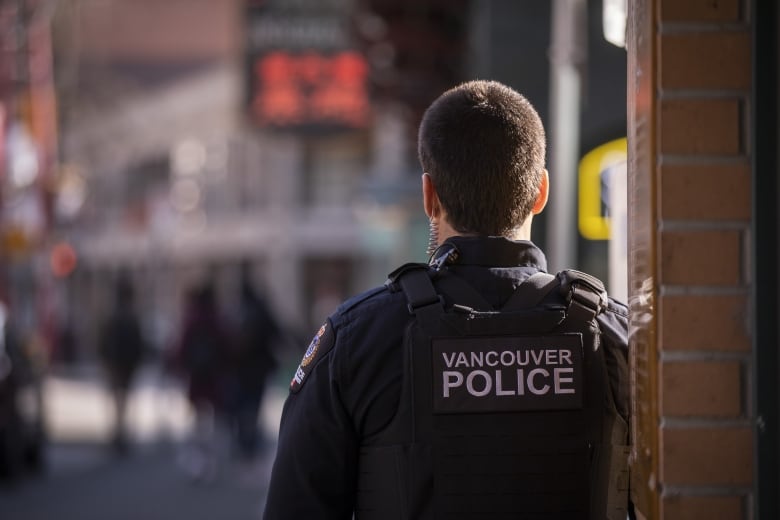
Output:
418,80,546,236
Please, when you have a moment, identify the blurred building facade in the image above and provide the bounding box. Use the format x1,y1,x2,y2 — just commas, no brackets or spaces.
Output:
26,0,626,366
49,0,435,361
0,0,60,372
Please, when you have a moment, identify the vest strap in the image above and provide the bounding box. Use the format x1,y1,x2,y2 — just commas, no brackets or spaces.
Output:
396,266,444,335
502,271,558,310
559,270,608,324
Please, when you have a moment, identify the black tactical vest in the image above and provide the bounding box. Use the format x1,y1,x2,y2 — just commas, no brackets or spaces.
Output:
355,251,629,520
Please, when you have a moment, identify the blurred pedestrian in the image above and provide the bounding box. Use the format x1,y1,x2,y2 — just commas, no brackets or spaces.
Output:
99,276,144,454
172,280,230,480
0,303,46,479
225,268,280,460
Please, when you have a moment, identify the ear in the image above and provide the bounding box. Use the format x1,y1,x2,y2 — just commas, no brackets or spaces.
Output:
531,169,549,215
422,173,438,219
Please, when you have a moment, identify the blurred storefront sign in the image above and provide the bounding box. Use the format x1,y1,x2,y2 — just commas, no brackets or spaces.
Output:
578,137,627,301
246,0,371,131
251,50,370,129
577,137,627,240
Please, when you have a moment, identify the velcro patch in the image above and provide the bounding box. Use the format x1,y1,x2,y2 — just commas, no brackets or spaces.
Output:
432,334,583,414
290,320,335,393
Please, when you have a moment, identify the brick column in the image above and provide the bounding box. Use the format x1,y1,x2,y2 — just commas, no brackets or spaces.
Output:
628,0,755,518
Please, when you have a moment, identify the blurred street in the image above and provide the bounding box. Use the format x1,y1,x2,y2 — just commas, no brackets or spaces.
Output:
0,363,285,520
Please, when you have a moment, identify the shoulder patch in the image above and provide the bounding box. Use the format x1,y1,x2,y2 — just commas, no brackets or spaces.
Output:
290,319,336,393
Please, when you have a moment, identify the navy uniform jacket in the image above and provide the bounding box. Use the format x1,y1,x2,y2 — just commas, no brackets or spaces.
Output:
263,236,630,520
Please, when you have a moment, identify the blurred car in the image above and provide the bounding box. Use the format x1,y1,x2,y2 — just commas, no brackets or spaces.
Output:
0,306,46,481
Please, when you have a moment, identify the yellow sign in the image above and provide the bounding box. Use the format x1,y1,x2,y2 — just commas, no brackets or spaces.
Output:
578,137,627,240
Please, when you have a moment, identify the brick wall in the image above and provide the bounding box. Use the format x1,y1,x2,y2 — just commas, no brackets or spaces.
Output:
630,0,756,517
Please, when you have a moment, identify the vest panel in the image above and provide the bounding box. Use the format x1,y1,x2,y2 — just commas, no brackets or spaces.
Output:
356,267,628,520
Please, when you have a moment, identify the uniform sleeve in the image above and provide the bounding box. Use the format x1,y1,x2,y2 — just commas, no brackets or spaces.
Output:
598,300,630,422
263,320,357,520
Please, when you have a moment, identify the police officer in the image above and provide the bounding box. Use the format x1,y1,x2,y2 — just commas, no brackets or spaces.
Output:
263,80,630,519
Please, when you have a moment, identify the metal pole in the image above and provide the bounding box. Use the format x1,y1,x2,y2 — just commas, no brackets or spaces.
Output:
546,0,586,272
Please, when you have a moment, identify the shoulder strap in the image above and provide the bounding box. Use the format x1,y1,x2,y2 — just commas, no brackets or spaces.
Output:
501,271,558,311
506,269,608,319
558,269,609,323
389,264,609,332
388,264,444,335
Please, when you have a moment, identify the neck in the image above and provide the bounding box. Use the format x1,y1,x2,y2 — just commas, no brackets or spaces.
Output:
436,215,533,245
435,218,465,245
513,216,533,241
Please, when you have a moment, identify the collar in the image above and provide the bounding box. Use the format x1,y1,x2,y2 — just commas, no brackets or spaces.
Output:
433,236,548,271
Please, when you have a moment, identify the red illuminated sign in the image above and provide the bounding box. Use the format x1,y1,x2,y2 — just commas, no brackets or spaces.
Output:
250,50,370,131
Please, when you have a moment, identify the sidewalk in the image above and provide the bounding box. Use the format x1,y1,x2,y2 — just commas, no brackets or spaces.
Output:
0,440,276,520
0,362,286,519
42,361,285,475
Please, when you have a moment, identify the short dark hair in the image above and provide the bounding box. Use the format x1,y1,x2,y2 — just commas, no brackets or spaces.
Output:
418,80,546,236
